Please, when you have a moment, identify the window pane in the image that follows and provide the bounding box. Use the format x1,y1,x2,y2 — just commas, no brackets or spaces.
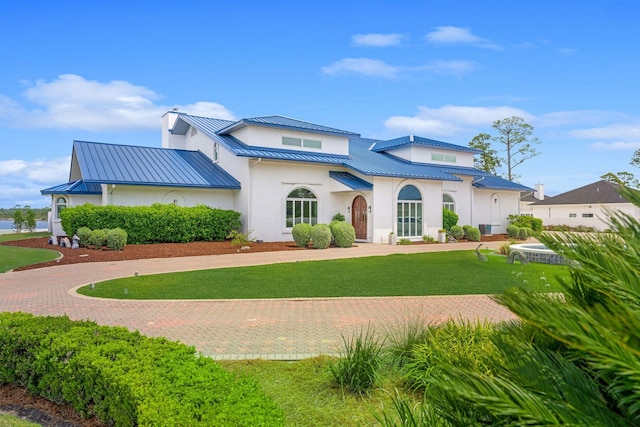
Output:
303,139,322,148
417,203,422,235
282,137,302,146
397,203,404,237
410,203,416,236
311,201,317,225
288,188,316,199
295,201,302,224
398,185,421,201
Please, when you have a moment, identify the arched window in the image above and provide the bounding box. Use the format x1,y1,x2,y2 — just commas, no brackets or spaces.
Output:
443,193,455,212
55,197,67,219
286,188,317,228
397,185,422,237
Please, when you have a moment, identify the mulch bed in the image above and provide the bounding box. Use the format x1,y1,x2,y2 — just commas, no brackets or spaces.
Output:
4,234,508,272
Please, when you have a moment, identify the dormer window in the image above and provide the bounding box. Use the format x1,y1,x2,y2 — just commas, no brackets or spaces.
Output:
431,153,456,163
282,136,322,149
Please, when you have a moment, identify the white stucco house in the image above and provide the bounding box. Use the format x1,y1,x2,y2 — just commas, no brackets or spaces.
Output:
521,180,640,231
42,111,531,242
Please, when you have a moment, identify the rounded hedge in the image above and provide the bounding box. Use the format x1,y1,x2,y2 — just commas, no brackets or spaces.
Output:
518,227,530,240
331,221,356,248
310,224,332,249
291,223,312,248
450,225,464,240
466,227,481,242
89,229,108,249
76,227,92,247
507,225,520,239
107,228,128,251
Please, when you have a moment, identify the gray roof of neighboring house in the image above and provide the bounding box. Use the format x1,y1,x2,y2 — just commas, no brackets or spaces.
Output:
529,180,630,205
57,140,241,190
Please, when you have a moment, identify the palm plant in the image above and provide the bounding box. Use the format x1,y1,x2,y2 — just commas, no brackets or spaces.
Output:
423,185,640,426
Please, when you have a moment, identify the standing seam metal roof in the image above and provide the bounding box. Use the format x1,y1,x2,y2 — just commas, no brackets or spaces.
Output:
72,141,241,189
371,135,482,154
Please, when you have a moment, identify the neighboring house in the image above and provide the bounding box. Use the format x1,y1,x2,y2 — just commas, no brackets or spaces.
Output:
525,180,640,230
42,111,531,242
520,183,545,216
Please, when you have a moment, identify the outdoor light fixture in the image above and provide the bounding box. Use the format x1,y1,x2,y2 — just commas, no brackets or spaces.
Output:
368,206,372,213
347,206,350,213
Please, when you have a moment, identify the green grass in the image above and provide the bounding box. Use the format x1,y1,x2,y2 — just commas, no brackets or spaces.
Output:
78,250,568,299
0,232,58,273
220,357,414,426
0,414,41,426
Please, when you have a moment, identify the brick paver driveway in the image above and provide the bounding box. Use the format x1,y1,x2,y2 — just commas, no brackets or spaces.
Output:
0,242,517,360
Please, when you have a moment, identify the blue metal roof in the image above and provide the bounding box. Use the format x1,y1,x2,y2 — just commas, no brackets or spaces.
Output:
371,135,482,154
344,138,462,181
41,180,102,195
172,114,234,136
217,115,360,137
72,140,241,189
471,175,533,191
329,171,373,191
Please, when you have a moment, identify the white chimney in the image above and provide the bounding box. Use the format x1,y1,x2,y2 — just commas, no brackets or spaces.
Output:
161,109,181,148
534,183,544,200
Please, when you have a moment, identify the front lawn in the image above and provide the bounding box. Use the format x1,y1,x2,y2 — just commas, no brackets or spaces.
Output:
0,232,57,273
78,250,568,299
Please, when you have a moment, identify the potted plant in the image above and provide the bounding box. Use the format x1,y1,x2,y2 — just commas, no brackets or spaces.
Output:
388,231,397,245
438,229,447,243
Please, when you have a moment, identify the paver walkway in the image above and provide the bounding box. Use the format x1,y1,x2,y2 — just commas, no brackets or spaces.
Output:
0,242,517,360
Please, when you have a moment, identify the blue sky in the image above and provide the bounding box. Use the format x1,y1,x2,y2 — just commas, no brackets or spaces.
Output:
1,0,639,208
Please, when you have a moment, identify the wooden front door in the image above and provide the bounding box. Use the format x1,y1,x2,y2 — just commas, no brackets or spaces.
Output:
352,196,368,240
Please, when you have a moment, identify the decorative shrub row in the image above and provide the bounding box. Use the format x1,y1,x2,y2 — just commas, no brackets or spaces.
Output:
60,203,241,244
507,224,533,240
507,214,543,232
291,221,356,249
77,226,128,251
0,313,283,426
450,224,481,241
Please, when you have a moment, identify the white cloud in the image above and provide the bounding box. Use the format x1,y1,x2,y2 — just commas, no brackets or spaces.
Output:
322,58,399,78
570,123,640,140
425,26,502,50
351,33,407,47
0,157,70,183
590,141,640,151
384,105,528,137
0,74,236,131
413,60,478,77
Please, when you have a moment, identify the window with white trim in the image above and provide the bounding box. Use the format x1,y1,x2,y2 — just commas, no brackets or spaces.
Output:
286,188,318,227
397,185,422,237
569,213,577,218
55,197,67,219
431,153,456,163
282,136,322,149
582,213,594,218
442,193,455,212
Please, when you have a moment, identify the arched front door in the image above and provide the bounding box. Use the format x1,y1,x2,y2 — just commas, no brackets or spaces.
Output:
352,195,367,240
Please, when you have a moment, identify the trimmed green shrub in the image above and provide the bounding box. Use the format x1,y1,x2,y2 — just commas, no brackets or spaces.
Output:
331,212,345,222
310,224,332,249
291,223,312,248
0,313,284,426
442,208,458,231
518,227,529,240
76,227,92,247
60,203,241,244
462,224,473,237
507,214,543,232
398,238,412,245
106,228,128,251
331,221,356,248
449,225,464,240
466,227,481,242
88,229,108,249
506,224,520,239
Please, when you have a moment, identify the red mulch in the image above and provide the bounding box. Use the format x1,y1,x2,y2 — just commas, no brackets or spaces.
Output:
4,237,305,271
4,234,508,272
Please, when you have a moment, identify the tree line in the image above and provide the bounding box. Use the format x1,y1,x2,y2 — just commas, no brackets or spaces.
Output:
0,206,50,220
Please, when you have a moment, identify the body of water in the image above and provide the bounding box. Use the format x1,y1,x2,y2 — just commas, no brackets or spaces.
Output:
0,219,49,230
